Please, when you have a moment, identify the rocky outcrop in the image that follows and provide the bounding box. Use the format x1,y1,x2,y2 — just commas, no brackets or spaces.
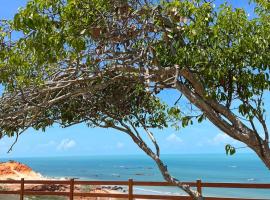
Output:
0,160,43,180
0,161,130,200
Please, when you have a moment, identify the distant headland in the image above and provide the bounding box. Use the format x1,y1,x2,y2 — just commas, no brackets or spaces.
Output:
0,160,43,180
0,160,128,200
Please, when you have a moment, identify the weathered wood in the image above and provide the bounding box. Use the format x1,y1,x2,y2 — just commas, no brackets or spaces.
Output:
23,191,69,196
74,192,129,198
20,178,24,200
128,178,133,200
204,198,266,200
0,191,21,194
0,179,268,200
133,194,264,200
133,194,192,199
202,182,270,189
24,180,70,184
70,179,74,200
197,179,202,195
0,180,21,183
133,181,196,186
75,180,128,185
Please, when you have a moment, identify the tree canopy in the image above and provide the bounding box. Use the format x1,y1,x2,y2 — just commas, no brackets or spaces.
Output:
1,0,270,199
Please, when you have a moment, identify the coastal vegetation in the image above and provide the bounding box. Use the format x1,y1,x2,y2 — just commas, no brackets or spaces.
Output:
0,0,270,199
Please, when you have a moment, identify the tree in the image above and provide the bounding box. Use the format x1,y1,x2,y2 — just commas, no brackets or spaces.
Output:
3,0,270,168
0,60,202,198
0,2,202,196
0,0,270,198
149,0,270,168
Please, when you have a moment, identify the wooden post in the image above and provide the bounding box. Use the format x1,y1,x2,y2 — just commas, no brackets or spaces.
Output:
20,178,24,200
196,179,202,195
128,179,133,200
70,178,74,200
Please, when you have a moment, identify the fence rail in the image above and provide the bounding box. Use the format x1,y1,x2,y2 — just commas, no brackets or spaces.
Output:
0,179,269,200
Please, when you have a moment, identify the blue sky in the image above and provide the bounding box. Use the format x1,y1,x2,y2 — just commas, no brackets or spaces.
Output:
0,0,259,158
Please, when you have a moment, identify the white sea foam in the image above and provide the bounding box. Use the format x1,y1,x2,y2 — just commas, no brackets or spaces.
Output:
134,187,184,196
134,187,171,195
111,173,120,177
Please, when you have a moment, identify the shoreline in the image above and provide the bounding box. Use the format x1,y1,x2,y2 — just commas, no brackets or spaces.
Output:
0,157,269,199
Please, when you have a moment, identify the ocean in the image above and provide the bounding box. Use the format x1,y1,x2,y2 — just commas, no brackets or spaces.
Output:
1,154,270,199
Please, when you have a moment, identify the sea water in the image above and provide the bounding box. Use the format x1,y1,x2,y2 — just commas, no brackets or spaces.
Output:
1,154,270,199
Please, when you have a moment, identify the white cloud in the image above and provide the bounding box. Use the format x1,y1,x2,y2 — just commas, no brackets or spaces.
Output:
116,142,124,149
208,133,238,145
57,139,76,150
39,140,56,148
166,133,183,144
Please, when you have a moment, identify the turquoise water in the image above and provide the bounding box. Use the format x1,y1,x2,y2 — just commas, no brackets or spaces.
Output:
1,154,270,199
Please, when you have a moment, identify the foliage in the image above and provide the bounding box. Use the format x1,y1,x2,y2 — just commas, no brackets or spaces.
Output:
1,0,270,169
2,0,270,198
155,0,270,118
1,0,269,126
0,71,172,137
151,0,270,162
225,144,236,156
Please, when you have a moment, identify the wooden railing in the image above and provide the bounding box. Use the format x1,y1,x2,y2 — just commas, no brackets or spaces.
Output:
0,179,269,200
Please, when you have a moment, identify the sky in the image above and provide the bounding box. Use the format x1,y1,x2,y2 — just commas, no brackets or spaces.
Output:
0,0,261,158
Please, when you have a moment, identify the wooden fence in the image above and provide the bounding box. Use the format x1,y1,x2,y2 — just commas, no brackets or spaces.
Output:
0,179,269,200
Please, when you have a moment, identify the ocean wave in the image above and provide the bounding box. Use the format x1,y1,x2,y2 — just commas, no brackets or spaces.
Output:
119,165,131,169
134,187,183,196
145,167,153,170
134,173,150,176
111,173,120,177
119,165,152,170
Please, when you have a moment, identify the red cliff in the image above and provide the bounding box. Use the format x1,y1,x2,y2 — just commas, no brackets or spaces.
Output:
0,161,42,179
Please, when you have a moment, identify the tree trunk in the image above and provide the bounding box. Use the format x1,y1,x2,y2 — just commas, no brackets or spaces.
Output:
122,127,203,199
252,141,270,170
174,80,270,170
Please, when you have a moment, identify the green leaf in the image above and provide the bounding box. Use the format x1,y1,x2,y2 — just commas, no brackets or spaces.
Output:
225,144,236,156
